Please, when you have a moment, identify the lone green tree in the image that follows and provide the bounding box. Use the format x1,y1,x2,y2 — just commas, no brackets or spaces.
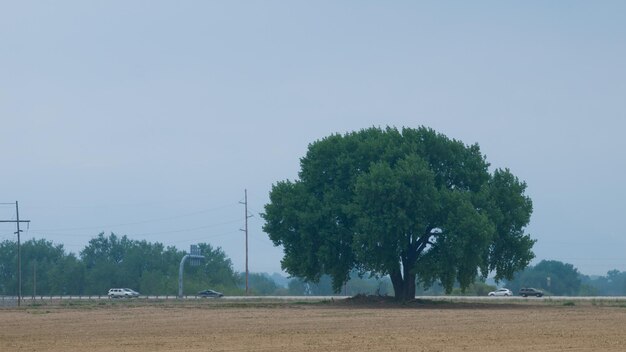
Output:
263,127,535,301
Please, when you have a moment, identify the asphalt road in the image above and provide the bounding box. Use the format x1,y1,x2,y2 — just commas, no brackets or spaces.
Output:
3,295,626,302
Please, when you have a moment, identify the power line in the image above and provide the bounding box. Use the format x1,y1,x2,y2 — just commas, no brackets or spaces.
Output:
19,195,232,209
31,203,238,232
24,217,243,239
169,230,241,244
133,218,242,236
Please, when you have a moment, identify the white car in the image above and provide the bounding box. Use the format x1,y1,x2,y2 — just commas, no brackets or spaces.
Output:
108,288,140,298
488,288,513,296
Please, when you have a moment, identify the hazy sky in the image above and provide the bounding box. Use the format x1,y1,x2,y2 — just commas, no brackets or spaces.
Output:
2,1,625,276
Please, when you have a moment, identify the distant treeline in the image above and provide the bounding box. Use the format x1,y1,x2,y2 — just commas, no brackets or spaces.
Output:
1,235,625,296
502,260,626,297
0,234,394,297
0,234,241,296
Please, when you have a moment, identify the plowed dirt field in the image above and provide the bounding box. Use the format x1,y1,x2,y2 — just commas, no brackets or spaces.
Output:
1,300,625,351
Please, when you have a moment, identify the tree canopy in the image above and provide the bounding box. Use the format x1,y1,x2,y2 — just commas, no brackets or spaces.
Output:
0,234,242,296
263,126,536,300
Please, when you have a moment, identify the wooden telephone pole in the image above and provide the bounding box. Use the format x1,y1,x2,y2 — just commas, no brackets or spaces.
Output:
0,201,31,307
239,190,253,295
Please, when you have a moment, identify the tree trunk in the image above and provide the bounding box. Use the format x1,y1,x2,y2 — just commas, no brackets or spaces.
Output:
390,270,416,301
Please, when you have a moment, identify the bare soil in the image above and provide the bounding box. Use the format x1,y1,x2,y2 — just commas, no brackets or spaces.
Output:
1,299,625,351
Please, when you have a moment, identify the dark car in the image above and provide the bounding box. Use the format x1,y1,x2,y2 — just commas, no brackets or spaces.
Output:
197,289,224,298
519,287,544,297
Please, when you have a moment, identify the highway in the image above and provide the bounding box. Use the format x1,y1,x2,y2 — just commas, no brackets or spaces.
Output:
2,295,626,302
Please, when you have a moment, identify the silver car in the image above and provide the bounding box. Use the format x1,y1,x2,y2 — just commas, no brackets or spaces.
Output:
488,288,513,296
108,288,140,298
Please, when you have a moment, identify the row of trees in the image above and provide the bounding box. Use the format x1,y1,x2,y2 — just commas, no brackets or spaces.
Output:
1,236,624,296
0,234,400,297
504,260,626,297
0,234,240,296
270,262,626,297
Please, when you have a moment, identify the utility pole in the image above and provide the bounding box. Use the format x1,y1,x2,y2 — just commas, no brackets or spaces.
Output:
0,201,31,307
239,189,253,295
33,261,37,299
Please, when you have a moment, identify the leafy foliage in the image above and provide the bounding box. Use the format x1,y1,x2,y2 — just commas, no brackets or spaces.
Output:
263,127,535,300
0,238,83,296
505,260,581,295
0,234,242,296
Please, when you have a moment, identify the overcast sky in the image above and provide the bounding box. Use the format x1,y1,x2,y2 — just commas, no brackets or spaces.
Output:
1,1,625,276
